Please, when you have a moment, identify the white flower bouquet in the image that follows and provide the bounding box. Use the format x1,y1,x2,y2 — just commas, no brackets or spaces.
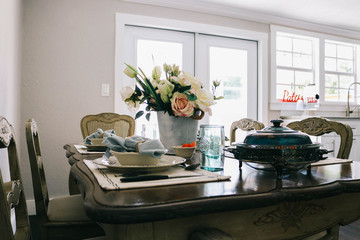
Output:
121,63,222,120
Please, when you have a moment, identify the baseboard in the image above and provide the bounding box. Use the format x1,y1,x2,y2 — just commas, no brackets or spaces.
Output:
27,199,36,215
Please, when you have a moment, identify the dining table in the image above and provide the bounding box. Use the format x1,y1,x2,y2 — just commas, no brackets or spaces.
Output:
64,143,360,240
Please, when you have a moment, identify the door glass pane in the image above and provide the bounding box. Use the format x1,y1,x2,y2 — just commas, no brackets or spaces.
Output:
137,40,183,73
135,40,183,138
208,46,248,138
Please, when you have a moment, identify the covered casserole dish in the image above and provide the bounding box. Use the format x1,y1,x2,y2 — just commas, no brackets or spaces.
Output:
229,119,331,178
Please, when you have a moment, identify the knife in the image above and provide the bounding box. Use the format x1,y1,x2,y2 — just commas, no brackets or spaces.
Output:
120,174,201,182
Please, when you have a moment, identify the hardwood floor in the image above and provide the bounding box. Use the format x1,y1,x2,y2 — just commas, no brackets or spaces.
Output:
340,220,360,240
30,215,360,239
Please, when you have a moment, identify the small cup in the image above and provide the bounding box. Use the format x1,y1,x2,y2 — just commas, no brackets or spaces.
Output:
173,146,195,160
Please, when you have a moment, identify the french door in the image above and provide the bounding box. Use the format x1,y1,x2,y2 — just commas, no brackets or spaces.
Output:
119,25,257,139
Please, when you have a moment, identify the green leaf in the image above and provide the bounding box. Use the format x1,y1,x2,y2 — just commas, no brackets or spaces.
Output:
145,105,151,111
135,111,144,119
135,85,142,95
145,113,151,121
178,85,191,92
187,94,197,101
144,78,164,108
214,96,224,100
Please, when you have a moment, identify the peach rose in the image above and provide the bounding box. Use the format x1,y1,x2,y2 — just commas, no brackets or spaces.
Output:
171,92,194,117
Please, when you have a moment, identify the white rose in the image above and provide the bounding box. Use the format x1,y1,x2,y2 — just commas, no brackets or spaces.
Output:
194,88,215,114
120,86,140,111
182,72,202,91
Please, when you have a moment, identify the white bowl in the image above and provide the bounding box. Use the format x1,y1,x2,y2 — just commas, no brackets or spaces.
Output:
173,146,195,159
90,138,104,145
110,151,160,166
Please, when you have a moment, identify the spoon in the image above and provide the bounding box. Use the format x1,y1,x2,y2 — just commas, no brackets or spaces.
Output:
181,162,200,170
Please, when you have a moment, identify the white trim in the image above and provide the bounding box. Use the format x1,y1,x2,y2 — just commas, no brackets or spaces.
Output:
115,13,269,123
123,0,360,39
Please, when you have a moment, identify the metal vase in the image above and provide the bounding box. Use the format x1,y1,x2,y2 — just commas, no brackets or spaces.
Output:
157,111,199,154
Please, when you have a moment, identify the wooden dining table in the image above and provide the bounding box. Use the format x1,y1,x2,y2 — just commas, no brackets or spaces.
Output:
65,144,360,240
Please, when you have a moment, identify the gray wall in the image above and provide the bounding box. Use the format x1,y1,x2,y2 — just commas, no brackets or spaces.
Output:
21,0,269,210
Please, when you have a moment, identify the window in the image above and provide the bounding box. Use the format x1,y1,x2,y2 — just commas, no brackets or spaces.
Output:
271,25,360,111
275,32,316,101
324,40,356,102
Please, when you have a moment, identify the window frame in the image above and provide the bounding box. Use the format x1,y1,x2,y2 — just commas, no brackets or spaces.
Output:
270,25,360,113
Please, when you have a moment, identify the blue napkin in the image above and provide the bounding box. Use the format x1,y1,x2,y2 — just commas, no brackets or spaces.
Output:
84,128,116,145
102,135,167,158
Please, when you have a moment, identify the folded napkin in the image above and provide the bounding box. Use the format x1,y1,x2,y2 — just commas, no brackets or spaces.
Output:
103,135,167,158
84,128,116,145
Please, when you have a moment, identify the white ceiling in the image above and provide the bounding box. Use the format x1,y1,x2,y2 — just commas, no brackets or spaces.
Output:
126,0,360,33
201,0,360,32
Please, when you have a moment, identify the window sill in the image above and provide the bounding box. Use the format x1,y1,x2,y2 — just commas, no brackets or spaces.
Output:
271,101,359,116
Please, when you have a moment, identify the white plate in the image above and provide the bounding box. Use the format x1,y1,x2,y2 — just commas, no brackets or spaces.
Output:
93,155,186,172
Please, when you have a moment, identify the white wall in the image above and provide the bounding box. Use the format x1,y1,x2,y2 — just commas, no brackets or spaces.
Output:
21,0,269,208
0,0,22,185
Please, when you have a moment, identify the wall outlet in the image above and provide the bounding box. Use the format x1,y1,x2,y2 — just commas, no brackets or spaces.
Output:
101,83,110,96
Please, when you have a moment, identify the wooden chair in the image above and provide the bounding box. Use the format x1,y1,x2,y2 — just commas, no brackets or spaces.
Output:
230,118,265,145
80,113,135,138
0,116,32,240
287,117,353,159
25,119,105,240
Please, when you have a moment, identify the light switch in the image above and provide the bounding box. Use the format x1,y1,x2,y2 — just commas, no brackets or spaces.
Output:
101,83,110,97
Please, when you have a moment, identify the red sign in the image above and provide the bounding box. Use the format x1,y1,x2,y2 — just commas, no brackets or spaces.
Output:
306,97,318,103
282,90,304,102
